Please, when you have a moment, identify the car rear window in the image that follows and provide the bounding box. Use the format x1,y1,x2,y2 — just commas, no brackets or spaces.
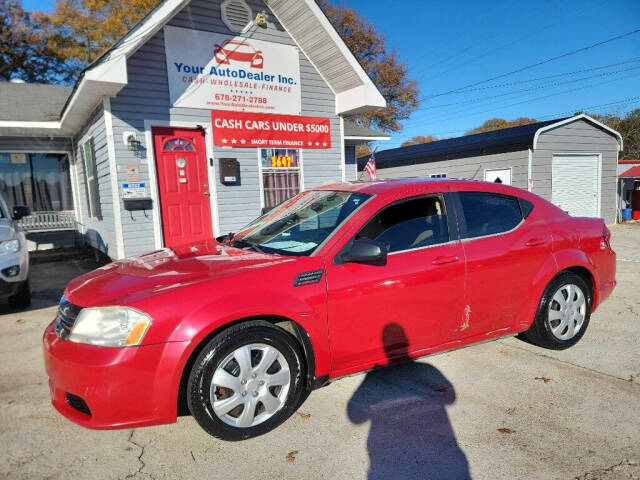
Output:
458,192,522,239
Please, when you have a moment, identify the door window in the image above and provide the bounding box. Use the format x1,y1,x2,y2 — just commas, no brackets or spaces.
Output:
356,196,449,253
458,192,522,239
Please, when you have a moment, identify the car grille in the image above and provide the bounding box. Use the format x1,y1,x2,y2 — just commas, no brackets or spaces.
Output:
54,299,82,340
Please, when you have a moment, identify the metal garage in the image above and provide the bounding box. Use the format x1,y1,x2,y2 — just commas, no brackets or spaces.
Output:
359,115,623,224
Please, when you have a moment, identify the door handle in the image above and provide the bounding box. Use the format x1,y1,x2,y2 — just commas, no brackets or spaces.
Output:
525,238,546,247
432,255,459,265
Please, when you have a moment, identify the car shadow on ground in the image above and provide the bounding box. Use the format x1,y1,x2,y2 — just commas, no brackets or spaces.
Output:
347,324,471,480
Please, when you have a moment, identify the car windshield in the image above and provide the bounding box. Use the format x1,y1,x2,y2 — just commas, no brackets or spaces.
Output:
229,190,371,256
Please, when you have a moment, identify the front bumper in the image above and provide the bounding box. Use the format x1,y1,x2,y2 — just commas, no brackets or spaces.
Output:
42,322,189,429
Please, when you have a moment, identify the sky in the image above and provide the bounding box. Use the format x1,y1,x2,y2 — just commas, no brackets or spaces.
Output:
21,0,640,149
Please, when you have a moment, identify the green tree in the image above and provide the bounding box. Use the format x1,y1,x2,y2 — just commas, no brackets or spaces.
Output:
465,117,538,135
401,135,438,147
317,0,419,132
0,0,67,83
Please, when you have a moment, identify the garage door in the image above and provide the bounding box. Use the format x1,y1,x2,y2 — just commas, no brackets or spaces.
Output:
552,154,600,218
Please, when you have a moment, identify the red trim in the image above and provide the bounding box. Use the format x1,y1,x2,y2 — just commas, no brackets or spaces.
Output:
618,159,640,164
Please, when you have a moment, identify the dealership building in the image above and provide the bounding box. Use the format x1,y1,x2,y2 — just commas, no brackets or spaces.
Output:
0,0,388,259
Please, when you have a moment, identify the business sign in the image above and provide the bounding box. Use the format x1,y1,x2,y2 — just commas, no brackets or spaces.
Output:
164,25,301,114
211,110,331,149
122,182,147,198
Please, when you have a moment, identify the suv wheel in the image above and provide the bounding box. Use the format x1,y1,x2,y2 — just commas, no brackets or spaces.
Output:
187,321,304,440
8,279,30,309
522,272,591,350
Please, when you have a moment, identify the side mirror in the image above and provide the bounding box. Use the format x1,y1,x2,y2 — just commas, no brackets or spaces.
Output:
341,238,387,264
12,205,30,220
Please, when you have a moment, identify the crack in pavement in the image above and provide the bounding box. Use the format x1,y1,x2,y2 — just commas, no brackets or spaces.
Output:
574,459,639,479
125,430,155,480
496,340,640,386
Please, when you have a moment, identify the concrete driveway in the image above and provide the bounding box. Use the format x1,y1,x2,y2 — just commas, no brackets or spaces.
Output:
1,225,638,480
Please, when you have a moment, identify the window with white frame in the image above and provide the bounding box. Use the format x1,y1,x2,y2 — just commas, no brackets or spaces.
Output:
261,148,301,210
430,173,447,178
81,138,102,220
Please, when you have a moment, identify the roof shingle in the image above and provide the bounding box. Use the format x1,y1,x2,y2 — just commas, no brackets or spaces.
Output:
0,82,73,122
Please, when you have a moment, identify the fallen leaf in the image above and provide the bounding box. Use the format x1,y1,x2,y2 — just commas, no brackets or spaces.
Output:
534,376,552,384
497,428,515,434
15,319,25,324
286,450,299,463
506,407,517,415
296,412,310,420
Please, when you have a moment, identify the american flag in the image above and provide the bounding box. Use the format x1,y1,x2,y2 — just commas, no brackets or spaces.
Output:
364,154,377,180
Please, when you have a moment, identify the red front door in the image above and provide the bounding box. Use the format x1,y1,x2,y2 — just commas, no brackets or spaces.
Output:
153,127,213,247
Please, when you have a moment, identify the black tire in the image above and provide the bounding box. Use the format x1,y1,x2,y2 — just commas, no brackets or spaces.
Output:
187,320,304,441
521,272,592,350
8,279,31,309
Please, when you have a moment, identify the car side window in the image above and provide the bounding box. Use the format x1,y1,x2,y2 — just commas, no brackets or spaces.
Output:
458,192,522,239
356,196,449,253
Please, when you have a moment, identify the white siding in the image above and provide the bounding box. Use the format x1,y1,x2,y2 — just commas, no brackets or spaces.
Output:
378,150,530,191
72,106,118,257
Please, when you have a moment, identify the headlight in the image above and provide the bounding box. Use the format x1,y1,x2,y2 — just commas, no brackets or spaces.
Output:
0,239,19,255
69,307,152,347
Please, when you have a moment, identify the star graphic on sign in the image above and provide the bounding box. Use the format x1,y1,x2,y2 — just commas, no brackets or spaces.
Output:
315,142,320,146
322,142,327,146
240,139,246,144
222,138,228,144
231,139,237,144
308,142,313,146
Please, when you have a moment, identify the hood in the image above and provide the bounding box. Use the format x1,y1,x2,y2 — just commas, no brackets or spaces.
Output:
64,239,295,306
0,221,17,242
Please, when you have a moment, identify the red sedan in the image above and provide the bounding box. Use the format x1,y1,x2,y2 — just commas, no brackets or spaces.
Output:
43,179,616,440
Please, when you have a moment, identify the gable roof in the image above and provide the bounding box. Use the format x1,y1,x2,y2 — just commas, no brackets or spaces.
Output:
0,0,385,137
0,83,72,122
358,115,623,170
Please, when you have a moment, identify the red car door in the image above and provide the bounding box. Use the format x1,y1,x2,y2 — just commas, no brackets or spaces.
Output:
452,191,553,339
324,194,466,377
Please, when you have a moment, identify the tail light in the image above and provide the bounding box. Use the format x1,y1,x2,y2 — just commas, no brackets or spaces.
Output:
602,225,612,250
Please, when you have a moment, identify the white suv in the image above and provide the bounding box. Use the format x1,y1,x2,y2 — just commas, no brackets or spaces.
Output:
0,192,30,308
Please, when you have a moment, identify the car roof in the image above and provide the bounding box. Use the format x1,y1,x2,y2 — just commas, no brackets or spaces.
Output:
313,178,533,198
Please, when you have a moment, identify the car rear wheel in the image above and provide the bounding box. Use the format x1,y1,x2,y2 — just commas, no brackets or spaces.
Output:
187,321,304,440
8,279,30,309
522,272,592,350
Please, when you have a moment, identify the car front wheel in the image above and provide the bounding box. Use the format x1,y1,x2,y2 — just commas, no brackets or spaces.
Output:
187,321,304,440
522,272,592,350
